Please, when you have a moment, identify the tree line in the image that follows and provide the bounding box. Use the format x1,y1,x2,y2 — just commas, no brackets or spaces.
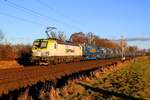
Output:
0,29,146,61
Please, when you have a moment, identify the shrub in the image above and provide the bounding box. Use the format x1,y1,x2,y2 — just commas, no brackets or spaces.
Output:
13,44,32,65
0,44,32,65
0,44,16,60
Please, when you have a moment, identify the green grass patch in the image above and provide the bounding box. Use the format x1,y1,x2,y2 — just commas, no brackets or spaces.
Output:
59,57,150,100
87,57,150,99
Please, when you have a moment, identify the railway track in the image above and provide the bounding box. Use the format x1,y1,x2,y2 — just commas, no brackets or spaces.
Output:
0,58,127,96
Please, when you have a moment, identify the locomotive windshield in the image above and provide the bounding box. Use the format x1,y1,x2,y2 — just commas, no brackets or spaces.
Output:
33,40,48,49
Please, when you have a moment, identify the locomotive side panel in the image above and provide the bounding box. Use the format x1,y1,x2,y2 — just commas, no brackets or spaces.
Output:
55,44,82,56
31,39,83,65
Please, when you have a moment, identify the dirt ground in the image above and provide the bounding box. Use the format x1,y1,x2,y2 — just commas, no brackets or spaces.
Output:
0,60,22,69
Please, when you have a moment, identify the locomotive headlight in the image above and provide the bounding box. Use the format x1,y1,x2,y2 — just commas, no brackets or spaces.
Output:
32,51,42,57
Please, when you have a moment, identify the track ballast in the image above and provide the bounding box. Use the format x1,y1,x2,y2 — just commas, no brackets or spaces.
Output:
0,58,127,95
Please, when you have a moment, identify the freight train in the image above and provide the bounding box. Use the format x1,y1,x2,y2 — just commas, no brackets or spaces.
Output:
31,38,143,65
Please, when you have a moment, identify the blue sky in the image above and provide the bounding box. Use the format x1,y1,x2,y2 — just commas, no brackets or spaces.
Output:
0,0,150,49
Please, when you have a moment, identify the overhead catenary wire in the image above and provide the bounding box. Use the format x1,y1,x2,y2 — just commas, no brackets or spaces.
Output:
3,0,82,31
3,0,59,24
0,11,47,44
2,1,48,21
0,11,47,27
35,0,83,28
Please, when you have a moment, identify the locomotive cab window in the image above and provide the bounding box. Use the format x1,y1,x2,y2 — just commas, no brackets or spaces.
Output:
33,41,40,48
33,40,48,49
40,41,48,48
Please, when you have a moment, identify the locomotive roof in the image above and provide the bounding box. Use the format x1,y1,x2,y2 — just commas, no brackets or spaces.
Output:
35,38,80,46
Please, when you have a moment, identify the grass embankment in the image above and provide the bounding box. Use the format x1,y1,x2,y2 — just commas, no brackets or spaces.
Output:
57,57,150,100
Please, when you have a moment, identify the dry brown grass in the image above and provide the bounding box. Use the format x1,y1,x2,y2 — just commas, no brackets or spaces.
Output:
0,60,21,69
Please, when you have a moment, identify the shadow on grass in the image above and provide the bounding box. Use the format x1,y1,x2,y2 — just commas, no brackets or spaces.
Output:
78,82,141,100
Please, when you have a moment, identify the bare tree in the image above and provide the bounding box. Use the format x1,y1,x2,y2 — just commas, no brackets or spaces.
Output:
0,30,4,42
86,32,97,45
50,31,57,39
70,32,85,44
58,31,66,42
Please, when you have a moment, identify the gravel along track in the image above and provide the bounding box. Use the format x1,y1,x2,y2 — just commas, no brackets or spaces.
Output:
0,58,124,95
